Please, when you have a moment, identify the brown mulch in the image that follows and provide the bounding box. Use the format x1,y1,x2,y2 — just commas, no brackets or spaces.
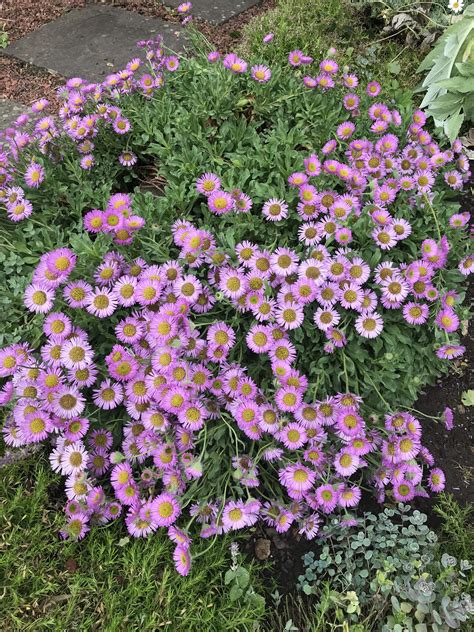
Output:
0,0,272,105
1,0,85,44
0,57,64,107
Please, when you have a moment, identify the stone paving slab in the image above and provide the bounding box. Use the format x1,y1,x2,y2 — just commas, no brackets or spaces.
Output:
165,0,262,25
5,5,186,83
0,99,28,130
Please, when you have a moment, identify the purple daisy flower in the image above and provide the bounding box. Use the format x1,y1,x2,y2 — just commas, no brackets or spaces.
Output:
403,302,429,325
63,512,90,540
165,56,180,72
85,287,118,318
314,484,339,513
24,283,55,314
288,50,304,66
428,468,445,492
392,479,415,502
251,65,271,83
93,379,124,410
63,280,93,308
207,51,220,63
279,422,307,449
355,311,384,338
435,308,459,333
208,190,234,214
173,545,191,576
223,53,247,74
262,198,288,221
25,162,45,188
113,117,131,134
459,255,474,276
118,151,137,167
279,463,316,493
366,81,381,97
275,302,304,331
151,493,181,527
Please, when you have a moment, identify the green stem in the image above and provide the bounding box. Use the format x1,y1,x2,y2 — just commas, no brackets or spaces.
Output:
341,352,350,393
363,371,392,412
422,193,442,242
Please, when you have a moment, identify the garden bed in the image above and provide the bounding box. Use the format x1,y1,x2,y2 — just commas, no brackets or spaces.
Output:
1,2,473,631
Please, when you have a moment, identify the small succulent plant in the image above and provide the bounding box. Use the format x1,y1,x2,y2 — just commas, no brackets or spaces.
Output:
298,504,473,630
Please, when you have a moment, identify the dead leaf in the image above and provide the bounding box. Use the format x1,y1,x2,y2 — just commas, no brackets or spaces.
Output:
254,538,271,560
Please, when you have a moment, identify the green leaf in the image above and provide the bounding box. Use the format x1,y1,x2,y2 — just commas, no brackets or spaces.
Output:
435,76,474,93
229,584,243,602
235,567,250,589
388,61,401,75
455,60,474,77
249,593,265,609
444,110,464,142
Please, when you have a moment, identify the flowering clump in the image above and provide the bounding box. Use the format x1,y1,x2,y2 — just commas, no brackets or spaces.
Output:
0,29,472,575
84,193,145,246
0,210,457,574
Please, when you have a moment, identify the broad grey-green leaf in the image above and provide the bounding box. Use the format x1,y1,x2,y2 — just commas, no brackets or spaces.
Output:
444,110,464,142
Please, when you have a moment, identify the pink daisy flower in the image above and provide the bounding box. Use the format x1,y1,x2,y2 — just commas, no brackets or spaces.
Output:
20,411,51,443
208,190,234,214
151,493,181,527
355,311,384,338
93,379,124,410
279,463,316,492
196,172,221,196
53,386,85,419
392,479,415,502
428,468,445,492
45,248,76,277
288,50,304,67
86,287,118,318
314,484,339,513
24,283,55,314
338,485,361,508
223,53,247,74
219,268,247,299
270,248,299,276
63,280,92,308
262,198,288,221
60,337,93,370
61,441,89,475
279,422,307,449
275,302,304,330
251,65,271,83
173,545,191,576
222,500,249,531
435,308,459,333
403,302,429,325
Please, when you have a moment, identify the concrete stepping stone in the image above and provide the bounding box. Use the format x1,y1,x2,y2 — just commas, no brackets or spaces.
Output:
0,99,28,130
4,5,186,83
165,0,262,25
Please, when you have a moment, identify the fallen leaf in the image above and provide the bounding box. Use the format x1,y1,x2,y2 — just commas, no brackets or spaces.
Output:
65,558,78,573
461,390,474,407
254,538,271,560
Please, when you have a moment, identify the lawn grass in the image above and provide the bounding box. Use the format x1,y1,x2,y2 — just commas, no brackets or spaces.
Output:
239,0,424,89
0,455,265,631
